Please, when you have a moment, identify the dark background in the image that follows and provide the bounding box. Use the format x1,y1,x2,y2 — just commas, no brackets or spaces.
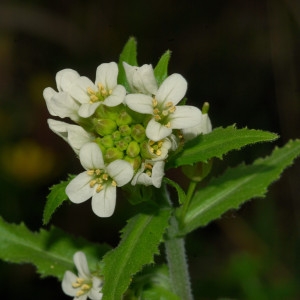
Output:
0,0,300,299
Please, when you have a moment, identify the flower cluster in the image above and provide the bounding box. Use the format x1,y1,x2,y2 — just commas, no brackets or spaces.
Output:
44,61,210,217
62,251,103,300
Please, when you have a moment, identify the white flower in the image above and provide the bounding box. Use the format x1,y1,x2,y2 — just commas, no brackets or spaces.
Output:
47,119,94,154
66,142,134,217
62,251,103,300
43,69,81,122
131,161,165,188
182,113,212,141
123,62,158,95
125,71,202,141
68,62,126,118
145,137,173,161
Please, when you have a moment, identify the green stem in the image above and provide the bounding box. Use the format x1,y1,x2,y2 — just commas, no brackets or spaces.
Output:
165,216,193,300
180,180,198,221
161,183,193,300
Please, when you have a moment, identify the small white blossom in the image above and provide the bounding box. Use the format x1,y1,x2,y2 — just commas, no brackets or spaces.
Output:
125,67,202,141
66,142,134,217
62,251,103,300
68,62,126,118
132,161,165,188
47,119,94,154
43,69,81,122
123,62,158,95
182,113,212,141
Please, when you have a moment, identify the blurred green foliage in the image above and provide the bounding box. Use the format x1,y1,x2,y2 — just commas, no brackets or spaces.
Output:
0,0,299,299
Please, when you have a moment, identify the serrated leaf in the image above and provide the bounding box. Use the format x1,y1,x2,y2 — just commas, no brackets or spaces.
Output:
101,206,171,300
167,126,278,169
179,139,300,235
164,177,186,205
0,216,111,279
154,50,171,85
43,175,74,225
118,37,138,90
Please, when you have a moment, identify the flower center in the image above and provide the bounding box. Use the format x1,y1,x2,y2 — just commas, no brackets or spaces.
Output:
87,169,117,192
152,98,176,128
149,140,163,156
72,277,92,297
87,83,112,103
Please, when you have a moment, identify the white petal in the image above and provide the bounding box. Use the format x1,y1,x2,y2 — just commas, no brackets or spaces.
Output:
170,106,202,129
151,161,165,187
66,172,94,203
56,69,80,92
69,76,95,103
103,85,126,107
73,251,91,279
106,160,134,186
89,277,103,300
62,271,78,296
156,73,187,106
182,113,212,140
125,94,153,114
146,118,172,141
79,143,104,170
91,185,116,217
95,62,118,90
47,119,92,154
43,87,56,102
78,102,101,118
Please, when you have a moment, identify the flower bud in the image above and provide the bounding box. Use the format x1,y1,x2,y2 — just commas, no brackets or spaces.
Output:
119,124,131,137
95,104,121,120
100,135,114,148
112,130,121,141
126,141,140,158
182,160,213,182
131,124,146,143
124,155,142,171
93,118,117,136
104,147,124,163
140,140,152,159
116,110,133,126
94,137,106,154
115,138,129,151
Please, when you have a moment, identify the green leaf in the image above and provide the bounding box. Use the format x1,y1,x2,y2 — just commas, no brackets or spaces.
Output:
154,50,171,85
0,216,111,279
164,177,186,205
167,126,278,169
179,139,300,235
130,265,180,300
101,206,171,300
43,175,74,225
118,37,138,90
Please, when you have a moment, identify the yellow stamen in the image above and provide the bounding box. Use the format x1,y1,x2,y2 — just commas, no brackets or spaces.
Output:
156,149,162,156
81,284,91,290
95,169,101,175
89,179,97,187
162,110,169,116
152,98,158,107
96,184,104,193
102,173,109,180
87,170,94,176
146,170,152,176
111,180,117,187
165,101,173,107
76,290,85,297
165,122,171,128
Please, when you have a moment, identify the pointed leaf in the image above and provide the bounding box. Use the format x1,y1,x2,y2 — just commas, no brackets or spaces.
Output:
118,37,138,90
154,50,171,85
179,139,300,235
101,206,171,300
0,217,111,279
164,177,186,205
167,126,278,169
43,175,75,225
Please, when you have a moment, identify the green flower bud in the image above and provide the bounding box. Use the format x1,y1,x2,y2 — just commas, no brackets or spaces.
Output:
93,118,117,136
112,130,121,141
95,104,121,120
94,137,106,154
119,124,131,137
140,140,152,159
115,138,129,152
126,141,140,158
116,110,133,126
131,124,146,143
124,155,142,171
100,135,114,148
123,135,132,143
104,147,124,163
182,159,213,182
